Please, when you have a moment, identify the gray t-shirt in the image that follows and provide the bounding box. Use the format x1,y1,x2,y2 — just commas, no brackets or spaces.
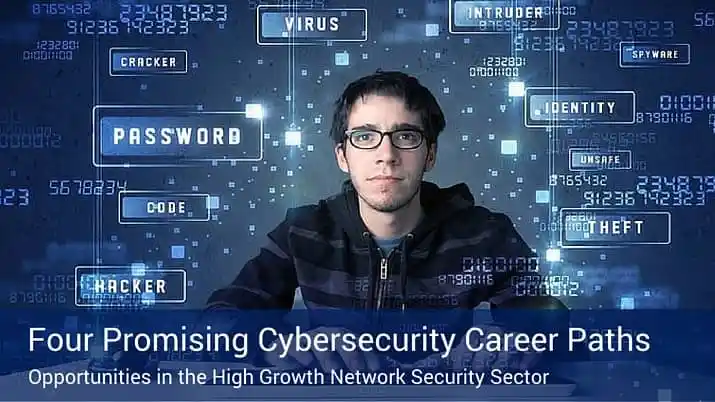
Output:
374,237,402,256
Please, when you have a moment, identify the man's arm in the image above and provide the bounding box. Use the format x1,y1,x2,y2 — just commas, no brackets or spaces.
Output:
206,212,298,310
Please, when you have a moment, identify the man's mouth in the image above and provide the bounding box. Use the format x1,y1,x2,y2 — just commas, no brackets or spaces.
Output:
369,175,402,181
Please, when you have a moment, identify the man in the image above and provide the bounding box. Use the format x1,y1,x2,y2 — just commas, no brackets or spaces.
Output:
206,70,566,371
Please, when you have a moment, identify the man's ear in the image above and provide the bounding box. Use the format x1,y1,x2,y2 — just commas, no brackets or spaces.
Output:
424,143,437,172
335,143,349,173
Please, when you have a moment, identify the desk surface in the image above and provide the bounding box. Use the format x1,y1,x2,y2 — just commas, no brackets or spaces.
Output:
0,360,713,401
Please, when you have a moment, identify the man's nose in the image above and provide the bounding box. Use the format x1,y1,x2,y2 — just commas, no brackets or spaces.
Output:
374,136,400,163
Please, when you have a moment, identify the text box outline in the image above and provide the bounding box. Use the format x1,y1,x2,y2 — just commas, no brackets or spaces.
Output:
524,87,637,128
108,47,189,77
448,0,561,35
74,265,187,307
558,208,672,249
92,105,264,168
568,148,633,171
118,190,210,224
618,42,691,68
256,5,368,46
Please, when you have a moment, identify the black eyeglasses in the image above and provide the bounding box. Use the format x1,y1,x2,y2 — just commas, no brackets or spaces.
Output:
344,128,425,150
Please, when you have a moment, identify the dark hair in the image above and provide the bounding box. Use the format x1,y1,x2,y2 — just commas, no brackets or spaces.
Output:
329,70,446,146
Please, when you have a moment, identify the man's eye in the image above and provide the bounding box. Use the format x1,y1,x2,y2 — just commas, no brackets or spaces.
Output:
354,133,375,141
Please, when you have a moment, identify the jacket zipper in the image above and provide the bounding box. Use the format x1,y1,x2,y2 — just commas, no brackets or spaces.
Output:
375,257,388,310
374,246,397,311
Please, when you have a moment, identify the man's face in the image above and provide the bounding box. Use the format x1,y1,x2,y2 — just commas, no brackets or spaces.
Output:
335,94,436,213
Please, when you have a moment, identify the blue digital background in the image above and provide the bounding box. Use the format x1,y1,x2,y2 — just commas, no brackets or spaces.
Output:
3,0,714,310
1,0,715,390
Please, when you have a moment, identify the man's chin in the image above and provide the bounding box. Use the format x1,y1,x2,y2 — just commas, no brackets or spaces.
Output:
364,196,410,213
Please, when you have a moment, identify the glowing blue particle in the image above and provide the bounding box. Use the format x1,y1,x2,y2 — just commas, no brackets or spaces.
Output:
245,103,263,119
535,190,550,203
425,23,439,37
208,196,219,209
171,246,185,259
141,292,156,305
334,51,349,66
545,248,561,262
508,81,525,97
501,140,517,155
285,130,301,146
130,263,146,276
619,297,635,310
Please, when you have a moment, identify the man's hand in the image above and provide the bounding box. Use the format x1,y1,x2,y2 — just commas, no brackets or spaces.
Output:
447,325,543,371
262,326,382,372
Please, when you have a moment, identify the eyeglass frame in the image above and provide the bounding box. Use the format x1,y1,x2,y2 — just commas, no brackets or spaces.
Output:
343,126,427,150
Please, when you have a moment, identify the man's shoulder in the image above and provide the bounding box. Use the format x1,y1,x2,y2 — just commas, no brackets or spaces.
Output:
281,199,337,231
448,204,516,232
437,205,531,252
